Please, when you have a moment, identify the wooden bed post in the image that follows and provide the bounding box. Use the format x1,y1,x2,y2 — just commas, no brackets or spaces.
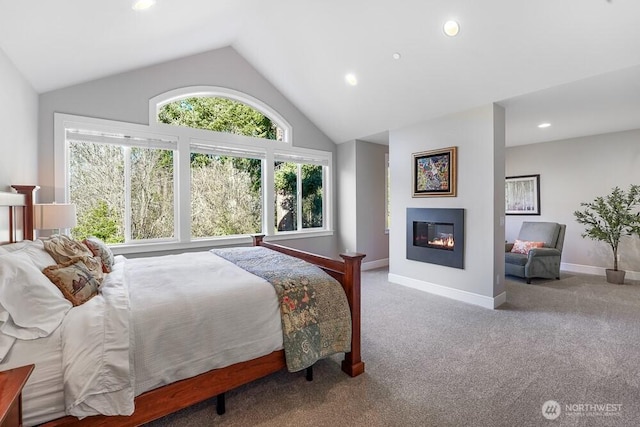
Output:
11,185,38,241
339,252,365,377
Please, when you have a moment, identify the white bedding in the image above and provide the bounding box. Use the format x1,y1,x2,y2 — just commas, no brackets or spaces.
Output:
59,251,283,419
0,327,66,426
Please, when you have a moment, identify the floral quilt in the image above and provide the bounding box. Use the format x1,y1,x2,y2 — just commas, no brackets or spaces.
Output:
210,246,352,372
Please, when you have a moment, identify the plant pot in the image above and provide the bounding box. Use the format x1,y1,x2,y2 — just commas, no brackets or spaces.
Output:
605,269,626,284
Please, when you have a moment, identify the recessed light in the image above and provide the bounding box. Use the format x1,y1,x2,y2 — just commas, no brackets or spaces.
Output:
132,0,156,11
443,20,460,37
345,73,358,86
392,52,401,60
538,123,551,128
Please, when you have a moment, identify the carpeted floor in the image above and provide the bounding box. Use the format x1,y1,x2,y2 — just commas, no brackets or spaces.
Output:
147,269,640,427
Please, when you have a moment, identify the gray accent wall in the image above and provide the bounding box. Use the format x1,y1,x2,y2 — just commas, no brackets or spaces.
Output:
37,47,339,257
389,104,506,307
505,128,640,277
338,140,389,266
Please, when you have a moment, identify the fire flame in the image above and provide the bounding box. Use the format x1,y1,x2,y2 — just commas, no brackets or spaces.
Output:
429,235,454,248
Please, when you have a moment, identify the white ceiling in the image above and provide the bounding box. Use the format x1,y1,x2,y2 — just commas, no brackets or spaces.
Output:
1,0,639,146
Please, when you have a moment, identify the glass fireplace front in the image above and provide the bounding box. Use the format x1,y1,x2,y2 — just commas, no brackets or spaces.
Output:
413,221,454,251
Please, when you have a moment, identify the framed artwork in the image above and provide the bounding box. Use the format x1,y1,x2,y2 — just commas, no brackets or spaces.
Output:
412,146,457,197
505,174,540,215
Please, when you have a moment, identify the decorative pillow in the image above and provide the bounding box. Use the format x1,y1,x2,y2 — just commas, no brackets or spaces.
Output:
43,257,104,306
83,236,115,273
510,239,545,255
0,251,72,339
43,234,93,264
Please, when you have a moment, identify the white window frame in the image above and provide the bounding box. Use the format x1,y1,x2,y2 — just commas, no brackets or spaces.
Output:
273,150,331,233
54,90,332,253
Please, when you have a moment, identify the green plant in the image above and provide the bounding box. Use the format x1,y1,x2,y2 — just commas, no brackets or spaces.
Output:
573,184,640,271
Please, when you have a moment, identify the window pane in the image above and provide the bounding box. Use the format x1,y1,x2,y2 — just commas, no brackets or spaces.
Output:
158,97,283,140
191,154,262,237
302,164,323,228
274,161,297,231
69,141,125,243
130,147,175,240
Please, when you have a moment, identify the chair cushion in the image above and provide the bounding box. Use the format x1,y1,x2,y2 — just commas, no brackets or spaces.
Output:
517,222,560,248
505,252,528,266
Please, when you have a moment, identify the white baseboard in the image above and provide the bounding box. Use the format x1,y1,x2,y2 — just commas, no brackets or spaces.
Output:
561,262,640,281
388,273,506,309
362,258,389,271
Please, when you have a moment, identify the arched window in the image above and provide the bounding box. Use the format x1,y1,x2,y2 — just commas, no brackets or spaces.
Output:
150,86,292,143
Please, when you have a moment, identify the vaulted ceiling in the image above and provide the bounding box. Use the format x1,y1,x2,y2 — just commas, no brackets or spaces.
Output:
1,0,639,145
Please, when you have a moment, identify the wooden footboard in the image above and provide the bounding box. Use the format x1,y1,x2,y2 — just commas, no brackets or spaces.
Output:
252,235,365,377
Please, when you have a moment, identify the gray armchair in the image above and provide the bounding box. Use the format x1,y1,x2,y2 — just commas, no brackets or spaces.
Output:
505,221,566,284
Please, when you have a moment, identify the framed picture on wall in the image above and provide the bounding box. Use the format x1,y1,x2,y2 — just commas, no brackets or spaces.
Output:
505,174,540,215
412,146,457,197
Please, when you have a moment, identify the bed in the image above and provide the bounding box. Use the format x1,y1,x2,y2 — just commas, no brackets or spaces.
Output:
0,185,364,426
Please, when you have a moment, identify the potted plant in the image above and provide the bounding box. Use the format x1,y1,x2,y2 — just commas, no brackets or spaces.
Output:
573,184,640,284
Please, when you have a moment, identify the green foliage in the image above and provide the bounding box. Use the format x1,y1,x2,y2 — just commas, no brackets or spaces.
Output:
72,200,124,243
573,184,640,270
158,97,279,140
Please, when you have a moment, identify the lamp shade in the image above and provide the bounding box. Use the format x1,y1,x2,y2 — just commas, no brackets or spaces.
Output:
34,203,77,230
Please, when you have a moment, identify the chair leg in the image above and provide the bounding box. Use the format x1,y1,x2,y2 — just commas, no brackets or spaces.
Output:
306,366,313,382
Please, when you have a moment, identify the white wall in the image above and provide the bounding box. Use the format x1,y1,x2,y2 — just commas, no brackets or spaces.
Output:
37,47,339,257
0,47,38,189
337,141,357,254
337,140,389,268
506,129,640,278
389,104,506,309
355,140,389,267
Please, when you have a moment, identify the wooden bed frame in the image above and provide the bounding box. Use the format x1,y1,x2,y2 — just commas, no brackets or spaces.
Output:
1,186,365,427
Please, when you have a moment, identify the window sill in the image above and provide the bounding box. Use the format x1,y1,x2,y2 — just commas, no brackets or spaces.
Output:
109,230,334,256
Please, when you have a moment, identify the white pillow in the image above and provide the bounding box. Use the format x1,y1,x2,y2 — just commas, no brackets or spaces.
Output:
0,240,56,270
0,251,72,339
15,240,58,270
0,241,32,253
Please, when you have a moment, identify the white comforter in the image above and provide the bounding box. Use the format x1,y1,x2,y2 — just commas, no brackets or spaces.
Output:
60,252,283,418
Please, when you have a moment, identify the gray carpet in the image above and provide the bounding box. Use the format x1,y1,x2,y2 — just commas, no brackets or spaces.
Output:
147,269,640,427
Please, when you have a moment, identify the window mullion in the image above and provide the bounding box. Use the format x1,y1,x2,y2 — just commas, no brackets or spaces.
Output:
264,151,275,235
296,163,302,231
178,137,191,243
124,146,132,242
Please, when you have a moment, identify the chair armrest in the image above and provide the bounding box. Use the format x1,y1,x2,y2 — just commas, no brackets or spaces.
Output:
528,247,561,258
505,243,514,252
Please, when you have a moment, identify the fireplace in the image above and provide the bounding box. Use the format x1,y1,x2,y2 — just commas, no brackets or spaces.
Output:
406,208,464,269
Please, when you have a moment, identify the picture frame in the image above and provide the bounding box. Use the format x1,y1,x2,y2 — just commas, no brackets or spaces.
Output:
505,174,540,215
412,146,457,197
